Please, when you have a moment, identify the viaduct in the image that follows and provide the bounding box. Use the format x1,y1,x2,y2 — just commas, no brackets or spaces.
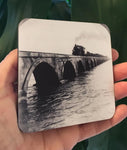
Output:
18,51,108,97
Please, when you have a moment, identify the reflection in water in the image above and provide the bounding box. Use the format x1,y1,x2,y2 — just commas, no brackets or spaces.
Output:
19,60,115,132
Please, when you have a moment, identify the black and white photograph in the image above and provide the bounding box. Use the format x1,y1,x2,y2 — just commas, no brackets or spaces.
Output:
18,19,115,133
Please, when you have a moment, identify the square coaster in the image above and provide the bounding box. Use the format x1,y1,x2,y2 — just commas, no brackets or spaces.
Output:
18,19,115,132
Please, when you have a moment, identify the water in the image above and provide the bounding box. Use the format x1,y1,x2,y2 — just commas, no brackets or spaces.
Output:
19,60,115,132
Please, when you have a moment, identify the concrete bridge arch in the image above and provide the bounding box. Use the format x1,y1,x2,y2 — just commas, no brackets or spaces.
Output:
63,61,76,80
77,60,85,74
22,58,57,91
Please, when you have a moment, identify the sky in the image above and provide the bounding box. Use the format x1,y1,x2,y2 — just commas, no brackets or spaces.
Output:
19,19,112,57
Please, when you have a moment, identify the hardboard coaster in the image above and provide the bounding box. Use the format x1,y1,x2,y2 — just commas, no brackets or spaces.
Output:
18,18,115,133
